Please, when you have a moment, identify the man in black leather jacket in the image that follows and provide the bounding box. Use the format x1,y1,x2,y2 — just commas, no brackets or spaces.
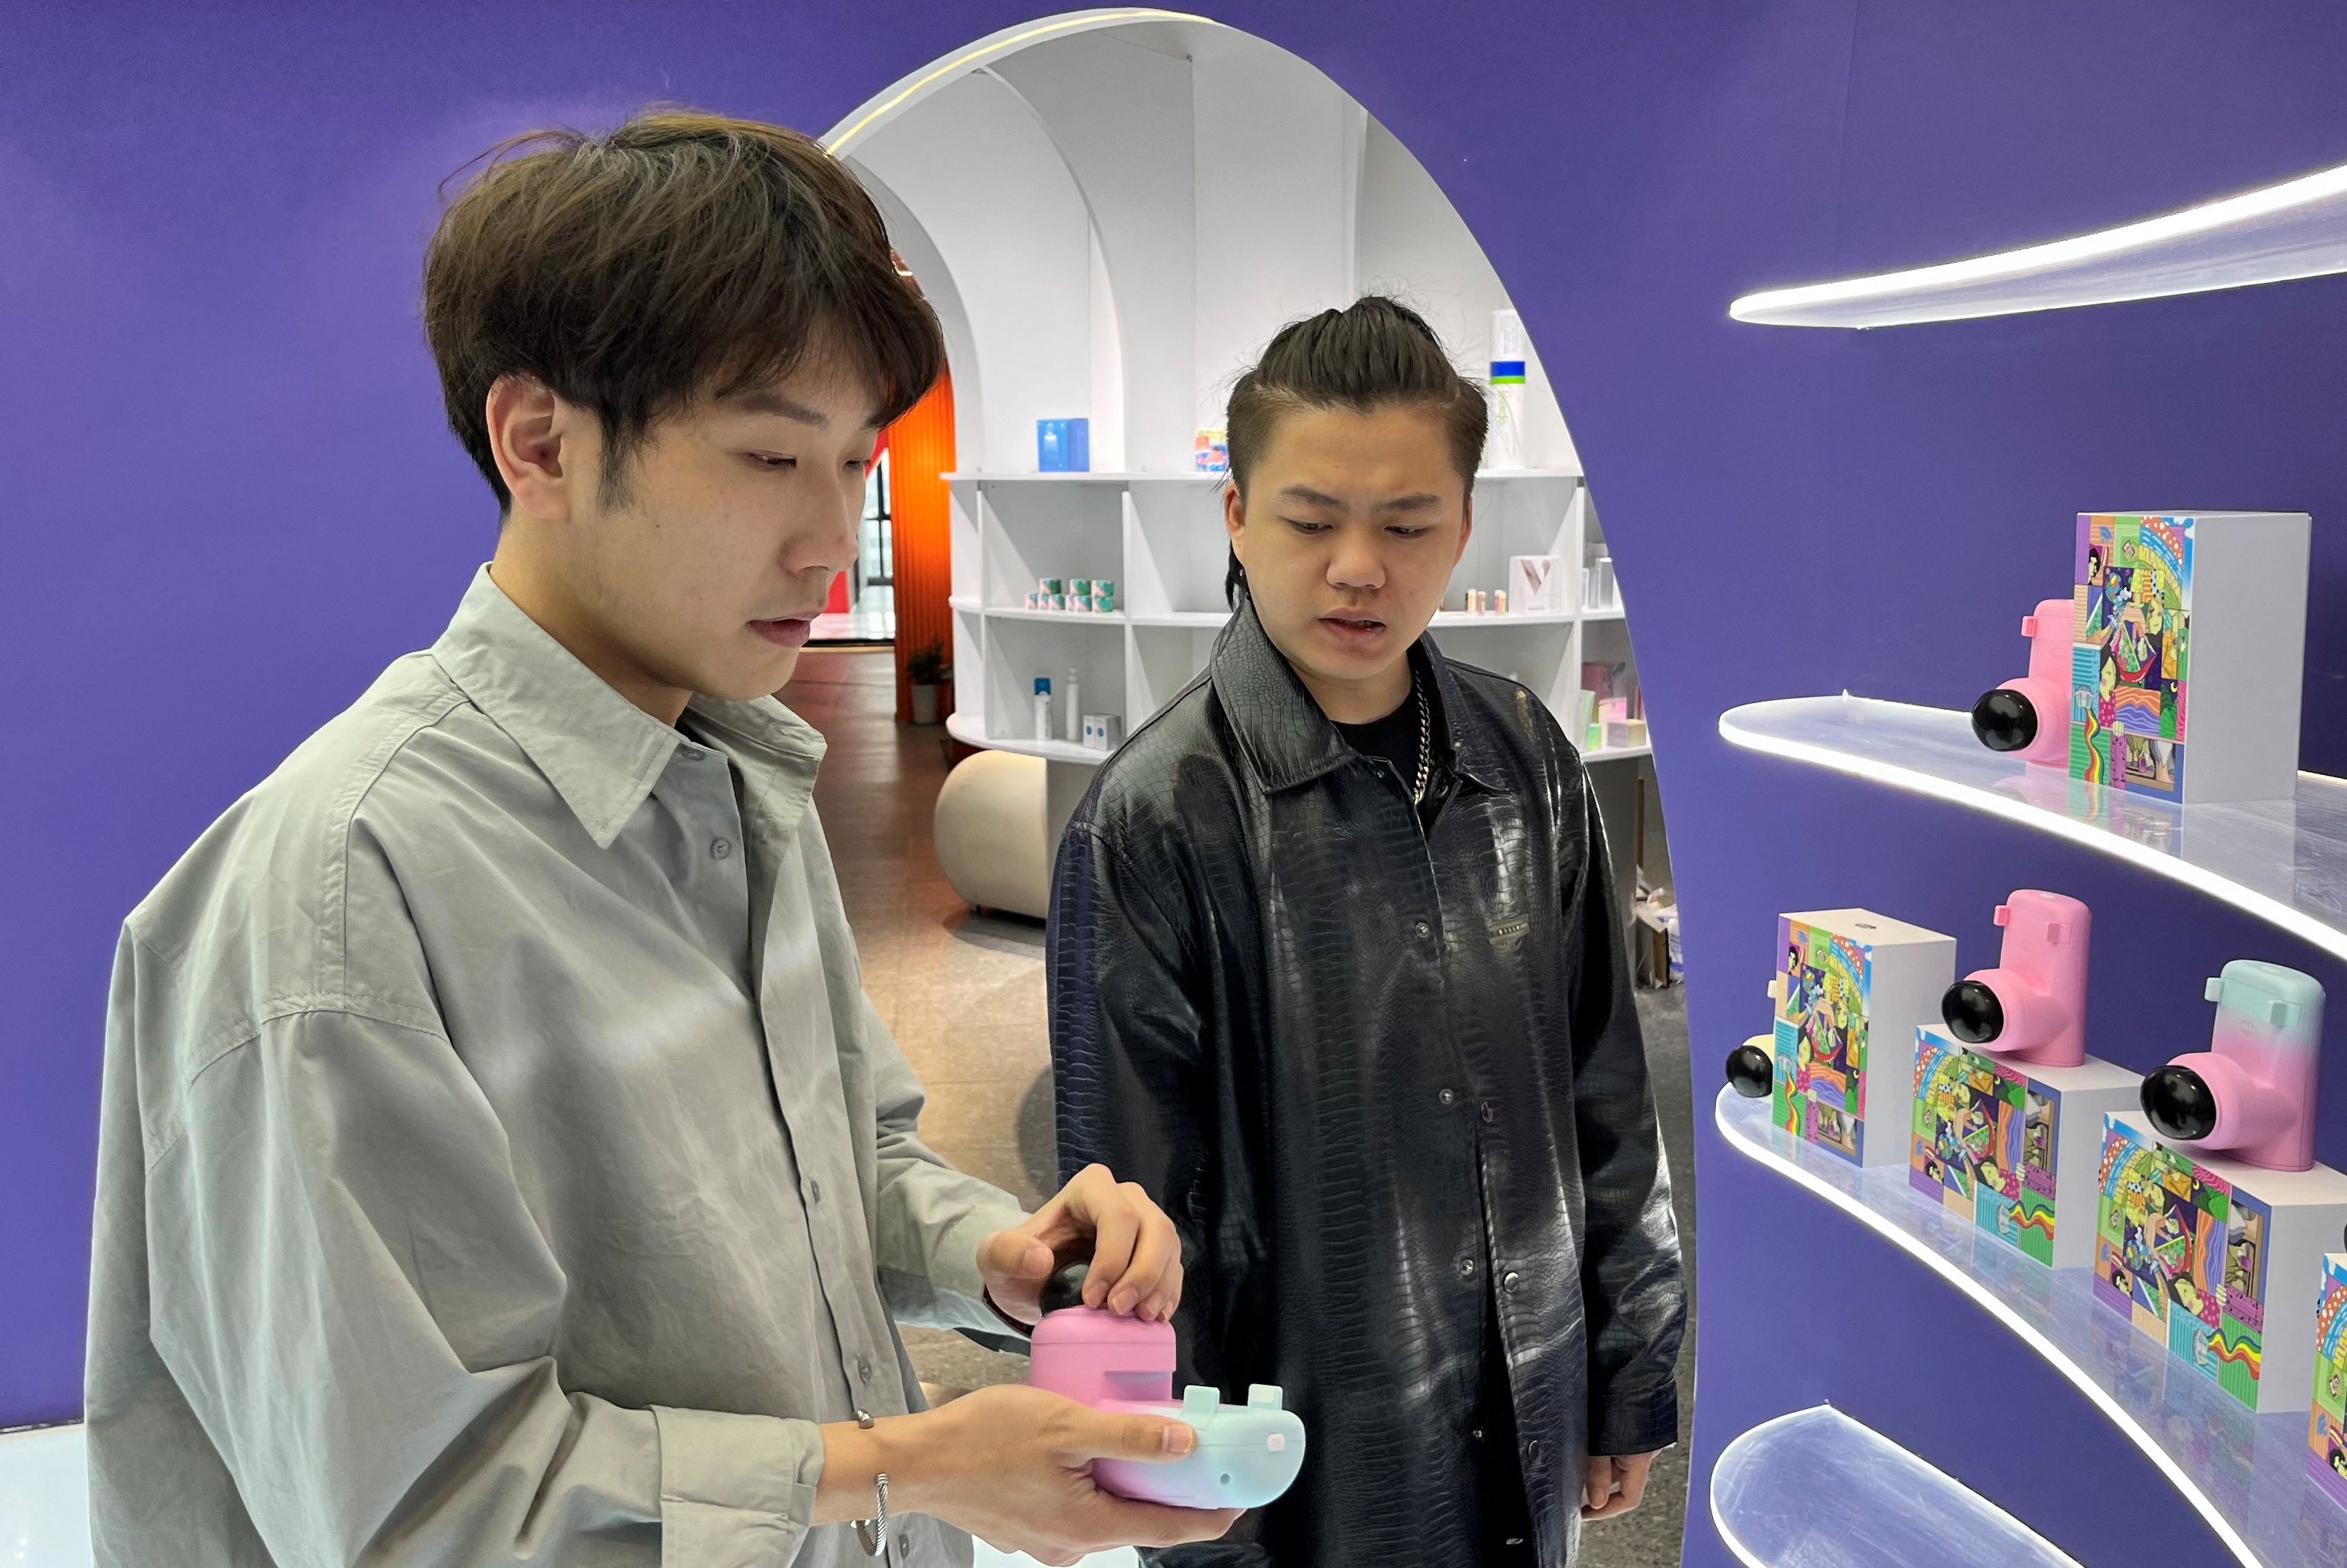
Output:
1047,298,1685,1566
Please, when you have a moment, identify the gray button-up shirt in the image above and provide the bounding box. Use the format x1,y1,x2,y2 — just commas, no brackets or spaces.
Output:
86,567,1028,1567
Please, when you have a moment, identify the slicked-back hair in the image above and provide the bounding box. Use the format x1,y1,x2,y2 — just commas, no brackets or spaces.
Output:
424,109,943,512
1223,296,1488,605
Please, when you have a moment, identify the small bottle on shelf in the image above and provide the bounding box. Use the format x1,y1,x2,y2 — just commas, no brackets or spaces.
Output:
1034,677,1054,743
1065,667,1081,741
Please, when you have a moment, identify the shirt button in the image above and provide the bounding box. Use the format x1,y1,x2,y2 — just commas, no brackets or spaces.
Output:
1414,920,1432,938
1437,1088,1456,1108
711,837,733,860
1457,1257,1477,1281
1502,1270,1522,1293
858,1356,874,1383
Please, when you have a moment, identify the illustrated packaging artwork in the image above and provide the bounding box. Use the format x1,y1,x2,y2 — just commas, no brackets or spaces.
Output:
1911,1032,2059,1265
1774,920,1873,1164
2313,1255,2347,1509
2095,1117,2272,1411
2072,512,2192,800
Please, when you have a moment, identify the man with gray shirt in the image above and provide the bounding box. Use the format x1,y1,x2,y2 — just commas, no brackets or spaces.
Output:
86,111,1237,1567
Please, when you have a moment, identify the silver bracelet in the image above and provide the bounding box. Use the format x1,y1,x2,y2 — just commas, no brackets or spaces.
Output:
851,1410,890,1559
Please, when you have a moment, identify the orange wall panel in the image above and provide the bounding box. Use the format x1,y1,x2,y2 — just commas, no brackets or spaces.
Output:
886,371,956,725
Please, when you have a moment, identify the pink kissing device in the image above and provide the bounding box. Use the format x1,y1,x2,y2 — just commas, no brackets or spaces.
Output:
1970,598,2075,767
2142,960,2326,1172
1939,890,2091,1069
1027,1265,1305,1510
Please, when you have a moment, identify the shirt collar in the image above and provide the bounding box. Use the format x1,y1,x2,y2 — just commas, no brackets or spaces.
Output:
1209,594,1504,795
431,566,827,848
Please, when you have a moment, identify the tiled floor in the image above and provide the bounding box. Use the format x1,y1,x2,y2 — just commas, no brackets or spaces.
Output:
779,647,1698,1565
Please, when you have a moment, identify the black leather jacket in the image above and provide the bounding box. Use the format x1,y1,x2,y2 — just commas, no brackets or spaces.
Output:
1047,599,1684,1567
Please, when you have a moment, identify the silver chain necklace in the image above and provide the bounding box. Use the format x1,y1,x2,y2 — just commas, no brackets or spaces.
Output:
1411,669,1432,805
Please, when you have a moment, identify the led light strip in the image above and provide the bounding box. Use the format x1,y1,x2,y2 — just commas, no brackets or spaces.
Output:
1716,700,2347,969
1728,158,2347,328
824,8,1215,155
1708,1406,2084,1568
1714,1090,2260,1568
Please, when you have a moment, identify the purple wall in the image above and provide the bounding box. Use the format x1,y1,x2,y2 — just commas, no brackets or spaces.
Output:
8,3,2346,1563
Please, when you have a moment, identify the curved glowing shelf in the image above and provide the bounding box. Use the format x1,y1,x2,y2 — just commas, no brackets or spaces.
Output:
1730,156,2347,328
0,1424,91,1567
1712,1405,2075,1568
1718,695,2347,966
1718,1086,2347,1568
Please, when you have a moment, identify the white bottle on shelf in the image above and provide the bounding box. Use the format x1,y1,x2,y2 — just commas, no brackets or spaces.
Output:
1065,667,1081,741
1034,678,1054,743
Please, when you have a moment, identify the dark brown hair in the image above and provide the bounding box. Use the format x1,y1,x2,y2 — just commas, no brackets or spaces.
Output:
424,109,943,511
1224,296,1488,604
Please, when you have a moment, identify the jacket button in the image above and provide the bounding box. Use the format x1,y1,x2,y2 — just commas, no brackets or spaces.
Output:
1502,1271,1522,1293
1479,1100,1497,1123
1438,1088,1457,1107
1414,920,1432,938
1457,1257,1477,1280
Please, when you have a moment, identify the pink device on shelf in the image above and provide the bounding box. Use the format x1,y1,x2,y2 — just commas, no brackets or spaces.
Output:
2143,960,2326,1172
1970,597,2075,766
1027,1267,1305,1510
1939,890,2090,1069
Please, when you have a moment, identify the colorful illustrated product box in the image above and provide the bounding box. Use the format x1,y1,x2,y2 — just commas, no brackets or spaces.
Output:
1770,909,1954,1168
2069,510,2309,806
2097,1114,2347,1414
2312,1254,2347,1510
1910,1029,2140,1268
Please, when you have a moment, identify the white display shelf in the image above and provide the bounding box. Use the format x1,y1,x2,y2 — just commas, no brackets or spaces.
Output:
1717,694,2347,966
0,1423,91,1566
1712,1405,2077,1568
980,604,1130,626
1728,156,2347,328
1581,603,1627,622
944,471,1219,485
1126,610,1231,628
1718,1085,2347,1568
1585,745,1652,763
946,710,1114,764
1430,610,1579,628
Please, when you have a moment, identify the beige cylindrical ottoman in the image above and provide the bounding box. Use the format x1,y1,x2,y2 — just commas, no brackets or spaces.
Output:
933,749,1051,920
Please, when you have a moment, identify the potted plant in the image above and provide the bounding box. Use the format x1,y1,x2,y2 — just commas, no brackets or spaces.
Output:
906,640,950,726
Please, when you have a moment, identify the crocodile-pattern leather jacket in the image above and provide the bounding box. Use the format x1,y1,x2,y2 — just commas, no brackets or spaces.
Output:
1047,597,1685,1567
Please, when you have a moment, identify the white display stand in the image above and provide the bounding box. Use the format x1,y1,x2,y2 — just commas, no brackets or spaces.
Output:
827,17,1652,851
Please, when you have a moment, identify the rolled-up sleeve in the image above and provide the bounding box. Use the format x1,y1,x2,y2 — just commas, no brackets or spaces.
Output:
102,932,821,1568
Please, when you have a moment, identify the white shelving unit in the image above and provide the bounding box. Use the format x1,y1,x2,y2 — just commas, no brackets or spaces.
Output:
827,16,1652,801
945,468,1639,765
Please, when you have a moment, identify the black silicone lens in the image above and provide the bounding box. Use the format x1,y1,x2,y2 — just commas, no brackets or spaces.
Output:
1724,1043,1774,1099
1039,1262,1092,1316
1971,689,2039,752
2142,1065,2219,1143
1942,979,2005,1045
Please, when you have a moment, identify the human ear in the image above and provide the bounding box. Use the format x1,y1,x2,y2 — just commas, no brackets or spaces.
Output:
485,375,578,521
1223,480,1247,567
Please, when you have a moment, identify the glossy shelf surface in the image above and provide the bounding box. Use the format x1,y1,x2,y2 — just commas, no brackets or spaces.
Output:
1718,1085,2347,1568
1718,695,2347,965
1728,157,2347,328
0,1424,91,1566
1712,1404,2076,1568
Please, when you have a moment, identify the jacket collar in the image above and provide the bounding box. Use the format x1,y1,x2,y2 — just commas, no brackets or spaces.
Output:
1210,594,1505,795
431,566,826,848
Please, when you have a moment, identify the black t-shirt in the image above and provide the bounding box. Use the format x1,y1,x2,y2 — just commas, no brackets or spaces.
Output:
1332,673,1449,830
